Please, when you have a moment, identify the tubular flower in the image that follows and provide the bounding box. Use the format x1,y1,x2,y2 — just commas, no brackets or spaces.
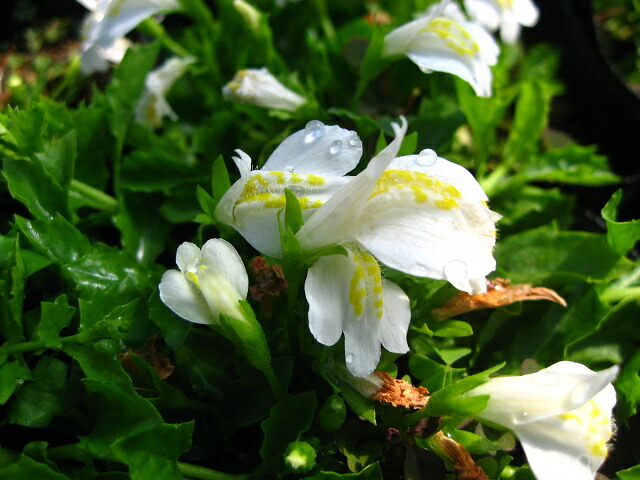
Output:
383,0,499,97
222,68,307,112
297,146,500,295
214,120,363,257
77,0,179,74
466,361,618,480
463,0,539,45
159,239,248,325
135,56,195,128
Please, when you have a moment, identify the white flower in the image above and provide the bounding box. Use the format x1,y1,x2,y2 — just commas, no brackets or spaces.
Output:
78,0,179,74
159,239,248,325
222,68,307,112
135,56,195,128
214,120,363,257
464,0,539,45
383,0,499,97
296,146,500,295
305,245,411,377
466,361,618,480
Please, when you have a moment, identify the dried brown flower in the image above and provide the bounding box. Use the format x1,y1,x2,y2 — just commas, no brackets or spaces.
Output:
434,431,489,480
119,335,175,379
371,372,429,410
249,256,288,317
432,278,567,320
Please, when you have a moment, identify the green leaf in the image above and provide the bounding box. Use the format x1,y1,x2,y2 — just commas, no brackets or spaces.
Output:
149,289,191,351
35,130,76,191
518,145,618,186
8,357,74,428
105,42,161,146
0,362,31,405
396,131,418,157
120,149,205,192
1,238,25,341
615,348,640,424
211,154,231,203
303,462,383,479
495,225,623,283
0,452,68,480
432,320,473,338
259,391,317,472
602,190,640,256
284,188,304,235
617,465,640,479
503,79,557,163
339,383,377,426
445,429,499,455
409,354,462,393
35,295,76,349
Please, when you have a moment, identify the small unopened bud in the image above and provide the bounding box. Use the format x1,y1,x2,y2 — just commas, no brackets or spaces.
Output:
233,0,262,32
319,394,346,432
283,441,316,473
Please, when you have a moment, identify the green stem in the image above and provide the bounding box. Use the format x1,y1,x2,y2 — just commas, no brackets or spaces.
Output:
314,0,338,52
0,339,48,357
69,179,119,212
139,19,192,58
600,286,640,303
479,163,510,197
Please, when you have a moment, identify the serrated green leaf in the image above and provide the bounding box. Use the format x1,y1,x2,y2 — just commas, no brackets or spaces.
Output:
36,295,76,348
0,452,68,480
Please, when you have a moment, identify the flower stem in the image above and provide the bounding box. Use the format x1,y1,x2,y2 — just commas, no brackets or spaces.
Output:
69,179,119,212
139,19,192,58
600,286,640,303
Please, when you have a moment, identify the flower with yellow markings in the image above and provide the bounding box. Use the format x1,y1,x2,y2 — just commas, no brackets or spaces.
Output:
464,0,539,45
215,120,363,257
465,361,618,480
383,1,499,97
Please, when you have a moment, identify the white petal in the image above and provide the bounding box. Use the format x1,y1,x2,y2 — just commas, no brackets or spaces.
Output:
470,362,619,426
101,37,130,64
343,315,381,378
175,242,200,271
146,56,195,97
304,254,351,346
463,0,501,31
296,117,408,251
514,0,540,27
214,151,252,227
356,200,496,294
383,16,432,57
262,124,363,177
200,238,248,299
500,10,522,45
378,280,411,353
464,22,499,65
159,270,213,325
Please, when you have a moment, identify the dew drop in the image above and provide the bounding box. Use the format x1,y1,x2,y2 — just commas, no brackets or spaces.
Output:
304,120,325,143
329,140,342,155
579,455,591,468
347,136,360,147
345,353,354,364
416,149,438,166
513,411,529,424
443,259,468,283
283,166,295,173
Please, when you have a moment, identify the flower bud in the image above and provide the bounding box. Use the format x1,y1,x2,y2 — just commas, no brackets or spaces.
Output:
222,68,306,112
319,394,346,432
283,441,316,473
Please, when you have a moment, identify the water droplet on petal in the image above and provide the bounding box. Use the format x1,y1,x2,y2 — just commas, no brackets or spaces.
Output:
283,166,294,173
345,353,354,364
329,140,342,155
416,149,438,166
513,411,529,424
443,259,468,283
304,120,325,143
347,136,360,147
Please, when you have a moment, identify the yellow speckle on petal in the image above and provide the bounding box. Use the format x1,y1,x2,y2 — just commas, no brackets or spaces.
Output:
371,170,461,209
422,18,479,57
308,175,326,186
186,271,200,289
348,251,384,320
559,400,613,461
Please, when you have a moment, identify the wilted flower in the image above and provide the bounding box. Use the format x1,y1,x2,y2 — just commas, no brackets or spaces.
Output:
77,0,179,74
466,361,618,480
464,0,539,45
383,1,499,97
214,120,362,257
135,56,195,128
159,239,248,325
222,68,307,111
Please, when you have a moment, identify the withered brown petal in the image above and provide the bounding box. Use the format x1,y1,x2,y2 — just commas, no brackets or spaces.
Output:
431,278,567,320
371,372,429,410
434,431,489,480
